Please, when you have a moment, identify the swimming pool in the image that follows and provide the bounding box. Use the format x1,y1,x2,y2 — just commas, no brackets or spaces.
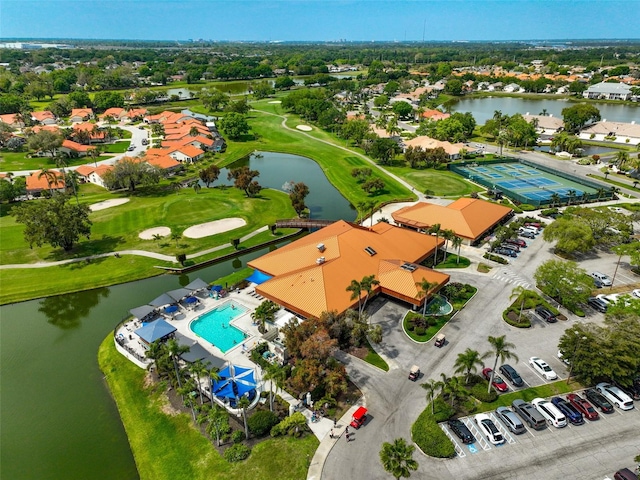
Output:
190,300,248,353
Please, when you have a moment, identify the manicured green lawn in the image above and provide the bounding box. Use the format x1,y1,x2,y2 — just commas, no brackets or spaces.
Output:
385,165,483,197
102,141,131,153
434,253,470,269
0,150,114,171
477,380,576,411
98,335,318,480
363,339,389,371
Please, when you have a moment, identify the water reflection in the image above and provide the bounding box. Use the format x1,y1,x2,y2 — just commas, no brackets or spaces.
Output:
38,288,110,330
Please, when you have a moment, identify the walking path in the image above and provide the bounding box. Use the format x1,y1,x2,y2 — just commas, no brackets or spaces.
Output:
0,225,270,269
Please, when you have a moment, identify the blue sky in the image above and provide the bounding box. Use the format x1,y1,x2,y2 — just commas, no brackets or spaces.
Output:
1,1,638,42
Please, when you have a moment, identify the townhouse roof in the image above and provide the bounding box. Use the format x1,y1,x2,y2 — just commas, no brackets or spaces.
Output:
30,125,61,134
585,82,632,94
420,109,450,121
522,114,564,130
100,107,125,118
403,136,467,156
146,154,181,170
70,108,93,118
0,113,21,125
31,111,56,122
248,220,448,319
26,170,65,191
581,121,640,138
62,139,96,152
392,198,513,241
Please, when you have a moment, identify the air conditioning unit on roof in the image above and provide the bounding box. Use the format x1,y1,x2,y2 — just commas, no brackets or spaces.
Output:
316,257,325,265
317,243,325,252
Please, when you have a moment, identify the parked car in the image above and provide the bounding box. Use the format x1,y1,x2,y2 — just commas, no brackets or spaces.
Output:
519,226,539,236
566,393,600,421
551,397,584,425
504,238,527,248
614,381,640,401
519,230,535,239
475,413,505,445
447,418,475,444
141,138,149,145
532,398,567,428
525,222,542,229
482,368,509,392
127,145,135,151
512,399,547,430
529,357,558,380
495,406,526,434
494,247,517,258
588,296,608,313
584,388,614,414
535,305,557,323
590,271,612,287
593,278,605,288
613,468,639,480
499,364,524,387
501,243,520,252
596,383,635,410
632,289,640,299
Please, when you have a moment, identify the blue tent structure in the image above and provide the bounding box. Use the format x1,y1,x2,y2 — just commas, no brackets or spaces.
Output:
135,319,177,344
211,364,257,401
245,270,272,285
211,285,223,292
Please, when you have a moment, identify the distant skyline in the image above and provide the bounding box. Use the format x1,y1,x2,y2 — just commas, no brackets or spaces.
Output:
1,1,639,42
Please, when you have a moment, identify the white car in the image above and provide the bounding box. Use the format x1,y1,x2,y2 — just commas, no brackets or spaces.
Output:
474,413,504,445
529,357,558,380
532,398,567,428
632,289,640,299
596,383,635,411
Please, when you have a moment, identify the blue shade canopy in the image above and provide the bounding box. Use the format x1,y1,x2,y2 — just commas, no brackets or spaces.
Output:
164,305,178,314
211,364,256,400
184,296,197,304
246,270,272,285
129,305,156,320
211,285,223,292
134,319,177,343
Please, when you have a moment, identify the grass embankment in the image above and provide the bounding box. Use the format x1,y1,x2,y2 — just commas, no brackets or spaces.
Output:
502,290,562,328
385,165,483,197
587,173,639,195
0,150,112,171
363,339,389,371
98,336,318,480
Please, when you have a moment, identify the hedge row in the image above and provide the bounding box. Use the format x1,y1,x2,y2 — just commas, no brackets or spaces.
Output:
483,252,508,264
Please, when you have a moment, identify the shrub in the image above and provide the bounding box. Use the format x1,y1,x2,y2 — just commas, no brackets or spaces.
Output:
248,410,279,437
271,412,307,437
411,398,455,458
519,204,536,211
415,326,425,336
470,382,498,403
541,207,558,216
231,430,245,444
224,443,251,462
483,252,508,265
503,309,531,328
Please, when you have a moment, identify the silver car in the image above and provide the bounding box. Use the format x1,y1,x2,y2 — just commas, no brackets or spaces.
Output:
496,406,526,434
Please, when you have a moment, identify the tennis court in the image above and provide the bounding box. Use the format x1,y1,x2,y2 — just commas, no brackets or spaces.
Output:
450,160,613,206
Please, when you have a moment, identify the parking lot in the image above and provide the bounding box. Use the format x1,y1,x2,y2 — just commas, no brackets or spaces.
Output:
442,392,639,480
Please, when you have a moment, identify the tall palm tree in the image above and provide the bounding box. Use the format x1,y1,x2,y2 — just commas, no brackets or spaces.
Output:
189,359,208,405
379,438,419,480
566,189,577,206
346,279,363,317
237,396,250,440
192,181,201,195
509,285,531,322
263,363,279,412
454,348,484,384
415,278,438,318
357,199,377,228
421,378,442,414
614,151,629,169
206,406,227,446
208,366,221,400
441,229,455,255
38,168,59,189
360,274,380,319
166,338,189,389
451,235,463,264
440,373,469,407
482,335,519,394
550,192,561,207
428,223,442,264
145,340,166,374
178,382,198,422
596,187,607,201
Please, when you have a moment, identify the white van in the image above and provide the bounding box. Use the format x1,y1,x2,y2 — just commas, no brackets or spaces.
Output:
532,398,567,428
596,383,635,411
519,226,539,236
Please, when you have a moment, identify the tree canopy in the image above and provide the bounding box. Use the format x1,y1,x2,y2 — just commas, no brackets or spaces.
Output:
219,112,250,140
534,259,592,311
562,104,601,133
12,194,92,251
102,157,161,191
227,166,261,197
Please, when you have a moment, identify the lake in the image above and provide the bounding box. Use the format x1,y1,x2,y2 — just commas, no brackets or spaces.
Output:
0,151,353,480
452,96,640,124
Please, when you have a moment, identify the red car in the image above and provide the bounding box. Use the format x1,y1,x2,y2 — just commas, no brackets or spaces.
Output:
482,368,509,392
566,393,600,421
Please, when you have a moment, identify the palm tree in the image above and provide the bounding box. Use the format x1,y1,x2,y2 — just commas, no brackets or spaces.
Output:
509,285,531,323
38,168,59,189
379,438,419,480
451,235,463,264
539,109,548,116
454,348,484,384
237,395,250,440
357,199,377,228
189,359,208,405
550,192,561,207
441,229,455,255
596,187,607,201
415,278,438,318
166,338,189,389
263,363,280,411
64,170,80,205
421,378,442,414
428,223,442,264
145,340,166,374
206,406,228,446
440,374,469,407
360,274,380,319
566,189,577,206
482,335,519,394
251,300,279,333
615,151,630,169
208,366,221,400
178,382,198,422
171,231,181,247
346,279,363,317
192,181,201,194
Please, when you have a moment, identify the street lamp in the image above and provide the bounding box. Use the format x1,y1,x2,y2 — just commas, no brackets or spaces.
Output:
567,334,587,384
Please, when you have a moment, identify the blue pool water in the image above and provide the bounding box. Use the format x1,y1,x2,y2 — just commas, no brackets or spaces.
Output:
190,301,248,352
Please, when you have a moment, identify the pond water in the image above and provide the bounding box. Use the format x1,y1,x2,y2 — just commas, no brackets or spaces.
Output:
452,96,640,124
208,151,356,221
0,151,353,479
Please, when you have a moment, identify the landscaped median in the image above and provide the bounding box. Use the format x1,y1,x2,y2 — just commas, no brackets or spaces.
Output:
98,335,318,480
502,289,564,328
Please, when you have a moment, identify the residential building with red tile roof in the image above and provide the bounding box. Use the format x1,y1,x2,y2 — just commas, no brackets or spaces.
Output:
0,113,25,128
26,170,66,195
30,125,61,134
419,109,450,121
59,139,96,156
120,108,148,121
167,144,205,163
72,122,107,142
392,198,513,245
70,108,94,122
100,107,126,120
74,164,113,188
248,220,449,319
30,111,57,125
161,134,214,150
403,136,471,160
146,154,182,171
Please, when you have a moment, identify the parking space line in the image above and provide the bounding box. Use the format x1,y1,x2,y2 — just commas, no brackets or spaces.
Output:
439,424,466,458
488,412,516,444
463,418,491,451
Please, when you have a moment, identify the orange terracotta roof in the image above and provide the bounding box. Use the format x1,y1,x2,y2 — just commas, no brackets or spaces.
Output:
123,108,148,118
144,148,167,157
100,107,125,118
0,113,21,125
249,220,448,319
404,136,466,156
162,135,213,148
31,125,60,134
73,122,106,140
392,198,513,241
26,170,65,191
420,109,450,121
147,155,181,170
70,108,93,118
171,144,204,158
31,111,56,122
75,165,95,176
62,139,96,152
93,165,113,177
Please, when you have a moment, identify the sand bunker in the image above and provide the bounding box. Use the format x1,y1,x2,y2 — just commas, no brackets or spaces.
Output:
296,125,312,131
268,100,282,104
139,227,171,240
90,198,130,211
183,218,247,239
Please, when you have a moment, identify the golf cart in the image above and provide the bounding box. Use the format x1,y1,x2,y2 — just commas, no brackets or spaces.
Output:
350,406,368,429
434,333,446,348
408,365,420,381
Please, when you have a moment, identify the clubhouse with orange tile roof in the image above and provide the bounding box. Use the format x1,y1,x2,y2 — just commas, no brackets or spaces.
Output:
392,198,514,245
248,220,449,319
